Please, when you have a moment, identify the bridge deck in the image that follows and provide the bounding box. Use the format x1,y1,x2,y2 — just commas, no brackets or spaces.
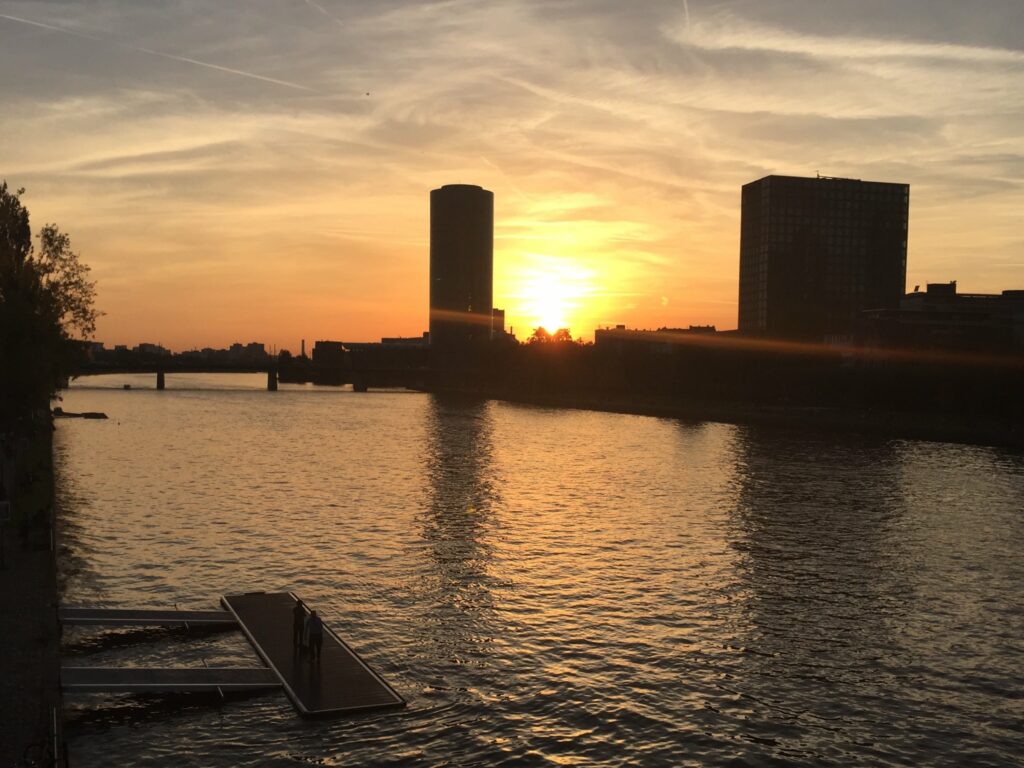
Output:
61,667,280,693
59,607,237,627
221,592,405,716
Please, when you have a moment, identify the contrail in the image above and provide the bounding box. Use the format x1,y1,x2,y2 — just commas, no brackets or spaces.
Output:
683,0,691,29
0,13,314,92
479,155,531,204
303,0,344,26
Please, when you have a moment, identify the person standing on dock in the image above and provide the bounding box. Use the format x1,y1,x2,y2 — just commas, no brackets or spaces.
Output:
306,610,324,662
292,600,307,649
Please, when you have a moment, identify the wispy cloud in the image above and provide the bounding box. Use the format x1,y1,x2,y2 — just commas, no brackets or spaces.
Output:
0,13,315,91
0,0,1021,346
668,14,1024,63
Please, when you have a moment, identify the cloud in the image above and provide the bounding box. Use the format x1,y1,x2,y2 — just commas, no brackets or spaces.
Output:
668,13,1024,63
0,0,1022,345
0,13,315,91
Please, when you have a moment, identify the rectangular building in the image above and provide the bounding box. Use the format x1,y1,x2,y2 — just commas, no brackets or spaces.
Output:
739,175,909,341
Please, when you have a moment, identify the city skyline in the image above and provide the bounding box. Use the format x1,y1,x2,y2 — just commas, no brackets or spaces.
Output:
2,1,1022,350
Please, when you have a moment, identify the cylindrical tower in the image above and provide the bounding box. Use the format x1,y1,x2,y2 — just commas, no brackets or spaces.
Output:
429,184,494,354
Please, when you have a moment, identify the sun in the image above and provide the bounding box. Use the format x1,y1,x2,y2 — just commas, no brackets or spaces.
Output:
511,255,596,334
530,281,569,332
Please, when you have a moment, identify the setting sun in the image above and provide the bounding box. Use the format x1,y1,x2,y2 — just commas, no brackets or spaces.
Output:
509,255,596,334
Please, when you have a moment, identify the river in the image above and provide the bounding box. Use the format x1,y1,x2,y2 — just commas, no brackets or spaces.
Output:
54,374,1024,766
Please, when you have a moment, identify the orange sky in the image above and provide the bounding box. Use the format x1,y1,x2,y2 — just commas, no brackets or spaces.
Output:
2,1,1022,350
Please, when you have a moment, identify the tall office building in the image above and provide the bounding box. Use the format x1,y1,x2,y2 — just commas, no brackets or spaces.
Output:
738,175,909,340
429,184,494,353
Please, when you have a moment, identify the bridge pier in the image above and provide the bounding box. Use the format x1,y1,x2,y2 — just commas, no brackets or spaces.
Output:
156,370,165,390
267,368,278,391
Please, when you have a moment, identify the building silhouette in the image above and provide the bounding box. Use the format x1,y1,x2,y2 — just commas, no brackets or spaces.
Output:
429,184,494,354
864,281,1024,352
739,175,909,341
491,308,506,339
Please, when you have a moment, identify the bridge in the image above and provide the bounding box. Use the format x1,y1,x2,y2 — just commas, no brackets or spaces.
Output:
76,363,428,392
78,363,281,391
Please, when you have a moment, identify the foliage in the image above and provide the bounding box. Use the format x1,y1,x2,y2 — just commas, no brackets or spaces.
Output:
0,181,100,435
528,327,577,344
528,327,551,343
36,223,100,338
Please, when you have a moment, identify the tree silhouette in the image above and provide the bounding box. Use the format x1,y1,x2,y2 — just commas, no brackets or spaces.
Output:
1,181,99,436
529,327,552,343
529,327,576,344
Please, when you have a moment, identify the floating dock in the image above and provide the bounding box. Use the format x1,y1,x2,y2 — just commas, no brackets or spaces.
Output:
222,592,406,716
60,592,405,717
59,607,236,628
61,667,280,693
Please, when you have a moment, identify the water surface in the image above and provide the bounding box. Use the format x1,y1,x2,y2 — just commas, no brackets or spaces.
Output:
55,374,1024,766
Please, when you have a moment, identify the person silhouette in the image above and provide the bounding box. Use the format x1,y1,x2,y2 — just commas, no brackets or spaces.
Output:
306,610,324,662
292,600,307,649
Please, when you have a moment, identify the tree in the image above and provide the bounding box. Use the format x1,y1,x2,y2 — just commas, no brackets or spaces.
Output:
0,181,99,436
528,327,552,344
35,223,100,339
528,327,576,344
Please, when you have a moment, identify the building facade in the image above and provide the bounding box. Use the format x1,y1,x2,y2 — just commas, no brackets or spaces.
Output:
429,184,494,354
739,175,909,341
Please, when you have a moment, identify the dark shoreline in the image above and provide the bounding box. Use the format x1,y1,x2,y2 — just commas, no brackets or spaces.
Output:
0,423,63,767
62,374,1024,448
436,386,1024,450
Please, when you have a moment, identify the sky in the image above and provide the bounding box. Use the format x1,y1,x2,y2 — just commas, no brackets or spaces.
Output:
1,0,1022,349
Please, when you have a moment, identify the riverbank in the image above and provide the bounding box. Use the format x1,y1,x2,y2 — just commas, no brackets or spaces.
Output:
0,425,63,767
441,386,1024,450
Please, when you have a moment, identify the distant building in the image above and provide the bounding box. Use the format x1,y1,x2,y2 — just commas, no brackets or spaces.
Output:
594,325,719,354
312,340,345,368
491,307,506,338
864,281,1024,353
311,340,346,385
221,342,269,362
429,184,494,354
135,342,171,356
657,325,717,335
380,333,429,348
344,335,430,352
739,175,909,341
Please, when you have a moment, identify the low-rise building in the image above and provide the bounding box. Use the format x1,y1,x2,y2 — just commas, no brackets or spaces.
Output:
594,325,719,354
863,281,1024,353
